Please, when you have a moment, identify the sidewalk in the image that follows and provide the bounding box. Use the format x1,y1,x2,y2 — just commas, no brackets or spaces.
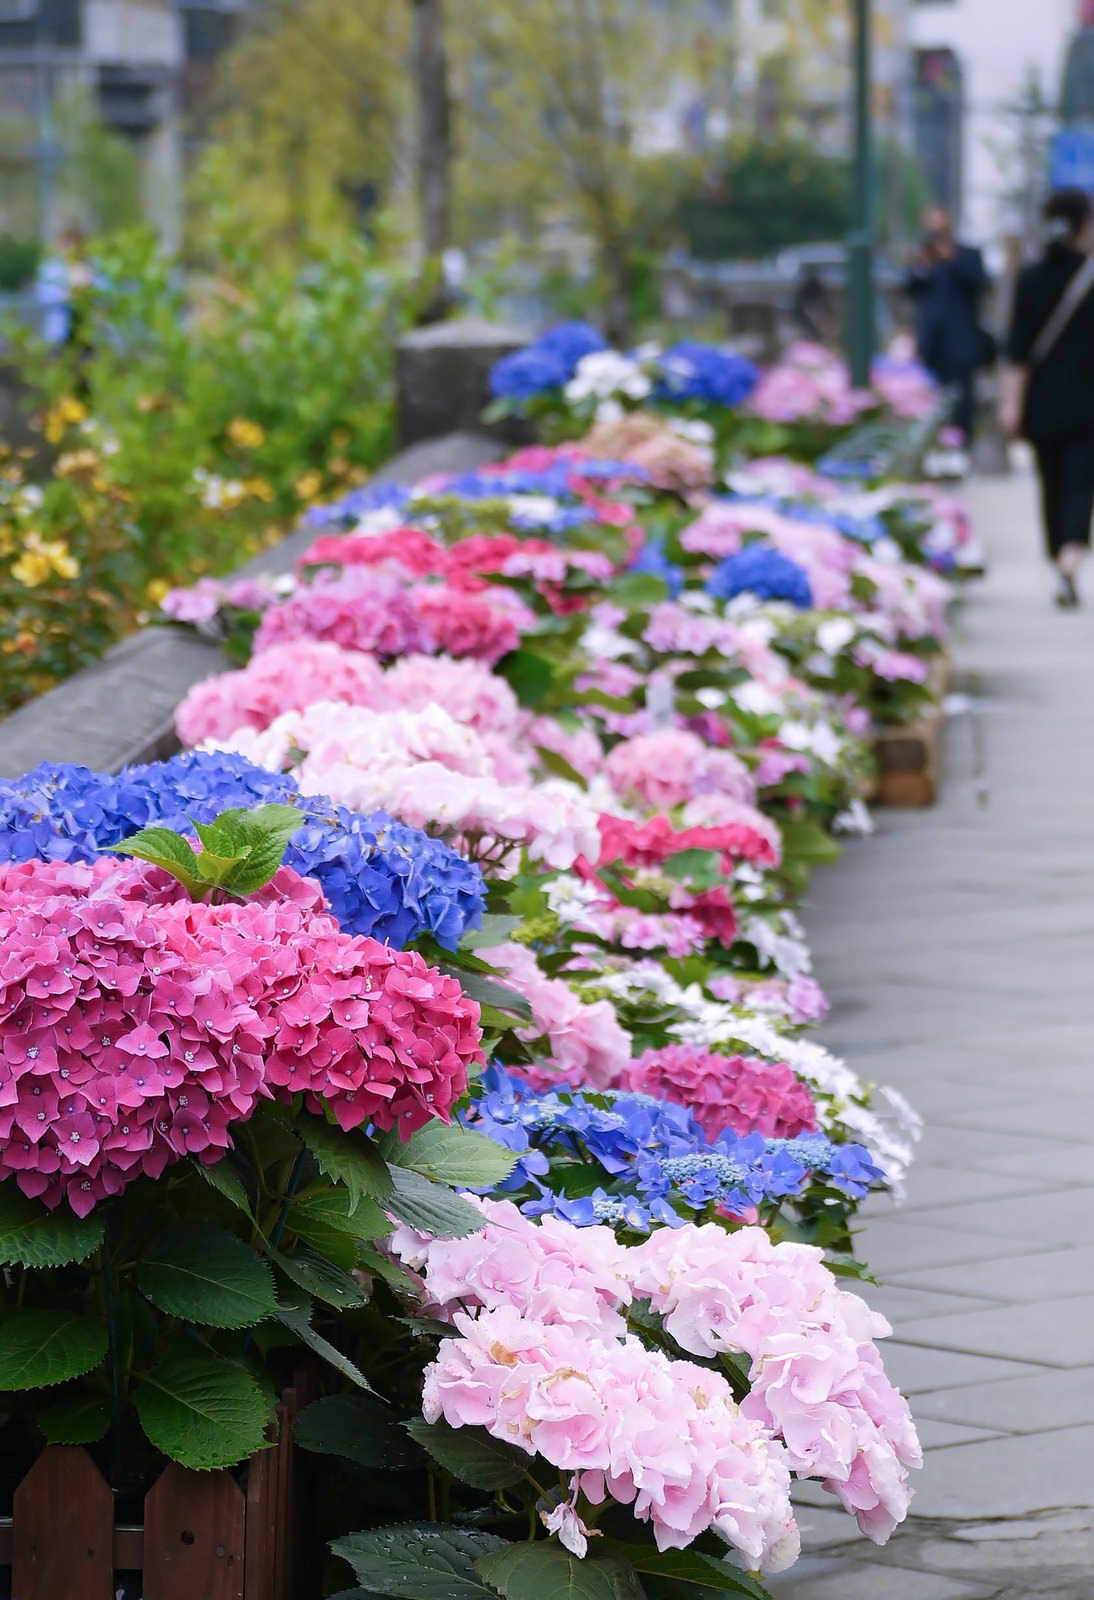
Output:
777,469,1094,1599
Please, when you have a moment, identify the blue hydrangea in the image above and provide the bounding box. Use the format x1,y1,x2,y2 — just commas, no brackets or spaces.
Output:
629,538,684,598
465,1066,881,1231
655,342,759,409
489,323,607,402
706,544,814,608
0,752,485,951
302,482,411,530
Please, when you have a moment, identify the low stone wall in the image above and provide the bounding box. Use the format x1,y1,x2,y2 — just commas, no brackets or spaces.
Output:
0,431,504,778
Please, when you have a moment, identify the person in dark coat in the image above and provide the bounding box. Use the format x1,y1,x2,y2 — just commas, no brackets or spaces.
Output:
1002,188,1094,608
904,206,990,444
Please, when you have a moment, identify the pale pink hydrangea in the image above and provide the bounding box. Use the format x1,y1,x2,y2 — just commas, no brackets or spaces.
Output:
526,716,605,781
478,944,631,1087
382,653,523,738
708,972,829,1026
603,729,755,811
176,641,385,746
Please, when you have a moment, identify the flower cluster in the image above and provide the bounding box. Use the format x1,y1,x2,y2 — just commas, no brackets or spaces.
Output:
706,545,814,609
0,753,486,951
0,856,483,1213
490,323,608,402
622,1044,819,1142
655,341,760,408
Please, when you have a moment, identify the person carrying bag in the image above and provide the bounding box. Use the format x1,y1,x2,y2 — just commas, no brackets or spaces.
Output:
1002,188,1094,608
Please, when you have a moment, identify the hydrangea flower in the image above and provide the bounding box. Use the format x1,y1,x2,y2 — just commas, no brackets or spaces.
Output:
655,342,760,409
0,856,483,1213
705,545,814,608
0,753,485,951
622,1045,819,1143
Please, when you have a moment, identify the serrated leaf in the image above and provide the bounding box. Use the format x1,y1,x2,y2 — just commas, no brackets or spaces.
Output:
391,1123,517,1189
105,827,205,897
0,1186,105,1267
289,1188,393,1258
223,803,308,894
478,1543,643,1600
0,1310,107,1389
192,848,248,886
385,1166,486,1239
300,1120,393,1210
137,1224,277,1329
197,1157,257,1223
404,1417,527,1489
134,1357,270,1470
357,1244,419,1297
332,1525,507,1599
269,1244,369,1310
36,1392,111,1445
497,647,555,708
274,1304,373,1389
534,744,587,787
296,1394,419,1470
605,1543,771,1597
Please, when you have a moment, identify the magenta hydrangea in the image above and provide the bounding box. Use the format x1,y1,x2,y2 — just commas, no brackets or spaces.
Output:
622,1045,819,1143
0,856,483,1215
253,569,429,659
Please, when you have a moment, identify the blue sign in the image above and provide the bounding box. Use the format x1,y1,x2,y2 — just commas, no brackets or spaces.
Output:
1051,129,1094,192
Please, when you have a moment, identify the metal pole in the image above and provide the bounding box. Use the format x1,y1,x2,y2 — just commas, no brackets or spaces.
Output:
847,0,875,386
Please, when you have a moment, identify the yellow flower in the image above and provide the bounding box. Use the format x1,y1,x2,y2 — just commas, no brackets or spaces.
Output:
11,532,79,587
293,469,323,502
243,476,276,503
136,391,171,414
227,417,266,450
146,577,170,604
43,395,88,444
54,449,100,478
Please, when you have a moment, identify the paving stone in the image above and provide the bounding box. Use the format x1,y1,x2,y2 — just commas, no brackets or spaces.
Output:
913,1417,1011,1449
910,1366,1094,1434
935,1099,1094,1146
895,1164,1057,1214
853,1282,1007,1325
903,1424,1094,1519
881,1342,1047,1396
767,1556,996,1598
848,1218,1045,1274
888,1244,1094,1305
898,1189,1094,1248
895,1295,1094,1368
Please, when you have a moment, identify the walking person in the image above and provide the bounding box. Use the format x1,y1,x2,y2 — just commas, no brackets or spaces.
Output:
1001,189,1094,608
905,206,992,448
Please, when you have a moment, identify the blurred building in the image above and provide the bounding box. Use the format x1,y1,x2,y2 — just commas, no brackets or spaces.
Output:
0,0,184,243
910,0,1087,246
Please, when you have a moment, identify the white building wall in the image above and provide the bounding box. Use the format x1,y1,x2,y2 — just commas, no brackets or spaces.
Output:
910,0,1078,246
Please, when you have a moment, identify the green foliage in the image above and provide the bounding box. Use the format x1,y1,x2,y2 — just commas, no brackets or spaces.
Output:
332,1525,508,1599
390,1122,518,1189
385,1165,488,1239
297,1393,421,1470
136,1224,279,1328
673,141,849,261
1,221,410,716
0,1310,108,1389
133,1357,271,1470
109,804,304,899
36,1393,113,1445
0,235,39,291
404,1417,527,1489
0,1186,105,1267
477,1543,644,1600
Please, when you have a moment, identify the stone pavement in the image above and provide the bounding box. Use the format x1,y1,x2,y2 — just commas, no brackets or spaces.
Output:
774,468,1094,1599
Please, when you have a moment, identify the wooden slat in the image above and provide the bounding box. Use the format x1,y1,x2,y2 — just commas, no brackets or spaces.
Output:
243,1422,278,1600
12,1446,114,1600
142,1465,245,1600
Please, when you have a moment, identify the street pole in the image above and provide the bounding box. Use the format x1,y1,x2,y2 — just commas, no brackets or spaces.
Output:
847,0,875,387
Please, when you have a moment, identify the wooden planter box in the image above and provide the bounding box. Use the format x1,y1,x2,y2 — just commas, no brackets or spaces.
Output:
0,1389,302,1600
869,653,950,809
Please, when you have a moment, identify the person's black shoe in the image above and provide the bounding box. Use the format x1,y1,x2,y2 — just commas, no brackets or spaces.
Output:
1055,573,1080,608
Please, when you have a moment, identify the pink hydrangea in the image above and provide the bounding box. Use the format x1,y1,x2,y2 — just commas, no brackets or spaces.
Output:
299,525,446,577
622,1045,819,1142
708,973,829,1026
594,811,780,871
382,654,523,737
630,1224,922,1542
527,716,604,781
176,641,385,745
0,857,483,1215
478,944,631,1088
254,569,428,659
412,585,529,666
603,729,755,811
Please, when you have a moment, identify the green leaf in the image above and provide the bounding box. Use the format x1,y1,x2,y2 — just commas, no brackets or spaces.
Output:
392,1123,518,1189
0,1186,105,1267
332,1525,507,1599
605,1544,770,1598
610,571,669,609
137,1224,277,1329
288,1189,393,1257
459,914,523,950
191,849,248,886
441,967,535,1022
296,1394,419,1471
133,1358,270,1470
496,647,555,709
478,1543,644,1600
36,1392,112,1445
300,1120,393,1210
662,848,725,889
270,1245,369,1310
105,827,205,897
0,1310,107,1390
404,1416,526,1489
223,804,309,894
534,744,587,787
274,1304,373,1389
778,817,842,865
385,1166,486,1239
197,1156,257,1223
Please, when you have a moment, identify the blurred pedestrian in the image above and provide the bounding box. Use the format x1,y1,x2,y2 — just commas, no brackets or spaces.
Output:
904,206,991,446
1001,189,1094,608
